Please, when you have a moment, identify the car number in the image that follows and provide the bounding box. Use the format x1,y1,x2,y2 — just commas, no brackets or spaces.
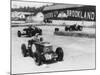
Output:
45,54,52,60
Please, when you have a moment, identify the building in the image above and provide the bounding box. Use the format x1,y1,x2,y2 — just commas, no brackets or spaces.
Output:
11,11,34,21
26,12,44,23
43,4,96,26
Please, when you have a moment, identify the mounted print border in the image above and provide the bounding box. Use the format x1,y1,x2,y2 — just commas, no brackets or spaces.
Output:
10,0,96,75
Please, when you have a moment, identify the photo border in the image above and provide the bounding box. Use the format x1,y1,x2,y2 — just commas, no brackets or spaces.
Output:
10,0,96,74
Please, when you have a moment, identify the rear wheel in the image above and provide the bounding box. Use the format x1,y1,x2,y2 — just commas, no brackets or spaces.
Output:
65,27,67,31
56,47,64,61
40,37,43,42
18,31,21,37
65,26,69,31
39,29,42,35
21,44,28,57
55,28,59,32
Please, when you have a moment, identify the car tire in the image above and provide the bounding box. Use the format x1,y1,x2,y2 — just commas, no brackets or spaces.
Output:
65,27,66,31
31,45,36,53
40,37,43,42
21,44,28,57
55,28,59,32
65,26,69,31
39,29,42,35
34,53,42,66
18,31,21,37
56,47,64,61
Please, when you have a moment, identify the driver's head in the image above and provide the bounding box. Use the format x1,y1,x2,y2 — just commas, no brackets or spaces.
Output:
35,33,39,37
29,25,31,28
76,23,78,26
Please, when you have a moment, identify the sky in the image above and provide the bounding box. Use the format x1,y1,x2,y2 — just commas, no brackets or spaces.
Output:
12,0,53,8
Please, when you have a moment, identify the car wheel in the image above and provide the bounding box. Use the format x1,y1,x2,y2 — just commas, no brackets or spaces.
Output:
18,31,21,37
40,37,43,42
39,29,42,35
65,27,67,31
21,44,28,57
55,28,59,32
34,53,42,66
56,47,64,61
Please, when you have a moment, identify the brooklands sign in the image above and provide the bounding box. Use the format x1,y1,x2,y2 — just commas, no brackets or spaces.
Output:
44,9,96,21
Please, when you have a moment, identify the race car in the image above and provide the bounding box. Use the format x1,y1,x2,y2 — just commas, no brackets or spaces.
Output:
65,24,83,31
21,38,64,66
17,26,42,37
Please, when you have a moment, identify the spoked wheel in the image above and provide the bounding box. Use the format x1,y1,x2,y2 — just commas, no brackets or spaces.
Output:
55,28,59,32
56,47,64,61
65,27,66,31
39,29,42,35
21,44,28,57
34,53,42,66
18,31,21,37
40,37,43,42
65,26,70,31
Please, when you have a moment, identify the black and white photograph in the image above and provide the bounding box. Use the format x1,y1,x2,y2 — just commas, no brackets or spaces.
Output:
11,0,96,74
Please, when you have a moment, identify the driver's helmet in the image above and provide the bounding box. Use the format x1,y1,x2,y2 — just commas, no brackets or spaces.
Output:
35,33,39,37
76,23,78,26
29,25,32,28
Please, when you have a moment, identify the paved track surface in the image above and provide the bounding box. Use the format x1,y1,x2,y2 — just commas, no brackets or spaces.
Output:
11,26,95,74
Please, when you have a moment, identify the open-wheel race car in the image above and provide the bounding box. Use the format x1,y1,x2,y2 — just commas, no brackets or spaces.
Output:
21,38,64,66
17,26,42,37
65,24,83,31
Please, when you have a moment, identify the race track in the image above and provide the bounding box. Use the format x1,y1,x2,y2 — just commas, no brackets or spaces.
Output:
11,26,95,74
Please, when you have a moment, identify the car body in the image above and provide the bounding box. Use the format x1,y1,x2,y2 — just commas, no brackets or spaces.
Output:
21,38,64,66
17,26,42,37
65,24,83,31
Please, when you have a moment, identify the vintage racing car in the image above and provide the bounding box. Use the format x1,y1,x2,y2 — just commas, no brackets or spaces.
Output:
65,24,83,31
17,26,42,37
21,38,64,66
